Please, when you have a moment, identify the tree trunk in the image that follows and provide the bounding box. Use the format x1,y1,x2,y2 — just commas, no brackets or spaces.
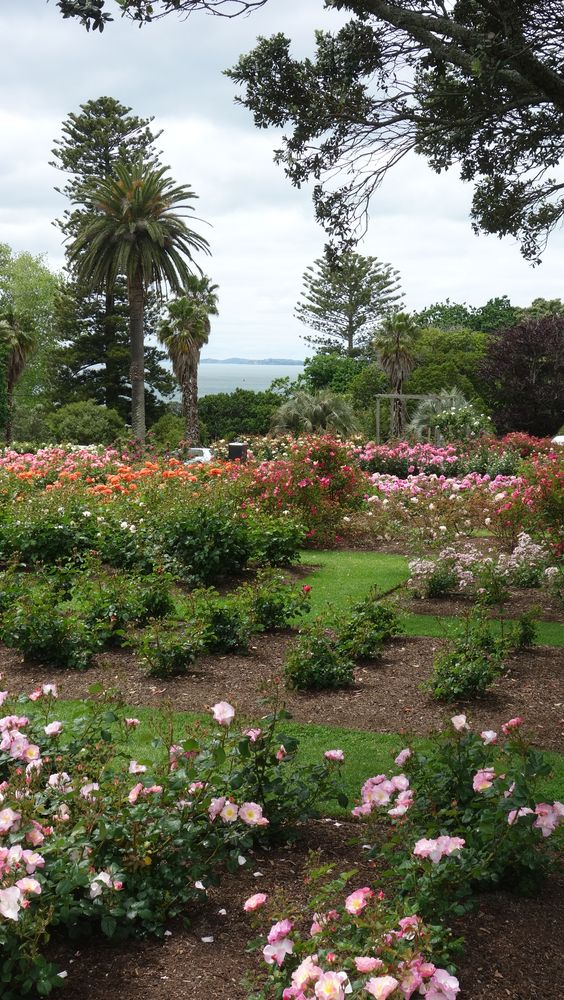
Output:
5,383,14,447
128,272,146,444
103,289,120,410
182,364,200,444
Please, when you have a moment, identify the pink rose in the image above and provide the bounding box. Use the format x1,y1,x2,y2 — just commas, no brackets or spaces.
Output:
365,975,399,999
44,721,63,736
324,749,344,763
501,716,523,735
244,892,267,912
355,957,384,973
211,701,235,726
345,886,373,915
450,715,468,732
394,748,411,767
480,730,497,745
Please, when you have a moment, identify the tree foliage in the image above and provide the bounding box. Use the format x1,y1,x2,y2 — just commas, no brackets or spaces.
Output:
479,316,564,437
198,387,280,441
295,250,403,356
272,390,358,436
406,327,488,402
415,296,518,334
158,275,219,442
225,1,564,258
52,276,174,423
67,158,210,442
55,0,268,31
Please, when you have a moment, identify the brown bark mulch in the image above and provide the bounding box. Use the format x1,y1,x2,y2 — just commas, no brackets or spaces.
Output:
52,820,564,1000
397,588,563,622
1,634,563,751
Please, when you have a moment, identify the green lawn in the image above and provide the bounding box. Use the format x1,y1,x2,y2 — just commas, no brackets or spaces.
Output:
50,699,564,807
301,550,409,612
300,550,564,647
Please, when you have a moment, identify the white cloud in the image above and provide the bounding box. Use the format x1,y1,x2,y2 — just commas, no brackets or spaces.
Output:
1,0,564,361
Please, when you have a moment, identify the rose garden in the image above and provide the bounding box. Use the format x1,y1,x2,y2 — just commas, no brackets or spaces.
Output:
0,432,561,999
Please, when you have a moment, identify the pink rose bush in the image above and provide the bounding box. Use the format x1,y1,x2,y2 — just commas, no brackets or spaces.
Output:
245,869,459,1000
349,715,562,922
0,687,347,996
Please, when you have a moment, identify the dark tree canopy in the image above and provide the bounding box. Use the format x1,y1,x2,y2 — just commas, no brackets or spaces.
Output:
480,316,564,437
54,0,268,31
415,296,518,334
225,1,564,259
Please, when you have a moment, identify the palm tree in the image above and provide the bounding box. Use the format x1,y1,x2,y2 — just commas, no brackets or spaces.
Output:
373,313,419,438
272,390,358,436
0,309,36,446
67,159,210,443
409,388,469,441
158,275,219,443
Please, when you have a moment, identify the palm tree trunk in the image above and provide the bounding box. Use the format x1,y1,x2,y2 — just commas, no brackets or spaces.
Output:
5,382,14,447
128,272,146,444
183,364,199,444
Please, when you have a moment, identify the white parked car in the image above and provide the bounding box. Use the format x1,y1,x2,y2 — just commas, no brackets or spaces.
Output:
551,435,564,445
184,447,213,464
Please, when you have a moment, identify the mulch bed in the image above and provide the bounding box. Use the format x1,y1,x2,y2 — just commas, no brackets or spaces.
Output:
51,820,564,1000
1,634,563,751
397,588,563,621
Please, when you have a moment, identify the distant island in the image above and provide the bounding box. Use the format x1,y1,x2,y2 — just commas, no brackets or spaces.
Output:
200,358,304,366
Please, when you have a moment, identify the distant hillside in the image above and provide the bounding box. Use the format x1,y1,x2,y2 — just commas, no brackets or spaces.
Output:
200,358,304,365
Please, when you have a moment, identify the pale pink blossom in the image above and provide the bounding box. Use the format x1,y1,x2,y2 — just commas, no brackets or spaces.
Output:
364,974,399,999
472,768,496,792
355,957,384,973
533,802,563,837
125,718,140,727
89,871,113,898
44,721,63,736
263,937,294,967
425,969,460,1000
42,684,58,698
314,970,348,1000
220,801,239,823
244,728,262,742
345,886,373,915
394,748,412,767
15,877,41,895
208,796,226,820
413,836,465,863
276,745,288,761
0,692,8,706
292,955,322,988
507,807,534,826
0,807,21,835
268,918,293,943
324,750,344,763
22,850,45,874
243,892,267,912
450,715,468,732
391,774,409,792
239,802,269,827
211,701,235,726
480,730,497,745
25,827,45,847
0,886,22,921
80,782,99,800
128,782,144,805
128,760,147,774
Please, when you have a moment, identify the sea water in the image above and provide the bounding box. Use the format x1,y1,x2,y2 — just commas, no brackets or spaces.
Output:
195,363,304,397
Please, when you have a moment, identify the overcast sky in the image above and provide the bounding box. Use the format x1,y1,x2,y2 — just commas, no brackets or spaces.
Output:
1,0,564,359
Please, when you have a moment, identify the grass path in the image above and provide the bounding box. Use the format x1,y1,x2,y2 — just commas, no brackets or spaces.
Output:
50,700,564,807
301,550,564,647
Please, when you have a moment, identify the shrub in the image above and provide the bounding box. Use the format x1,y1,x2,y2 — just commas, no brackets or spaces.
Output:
0,504,99,566
247,512,305,566
337,591,401,659
244,570,311,632
0,584,98,670
352,715,562,919
48,400,126,445
136,621,206,677
0,691,346,995
157,505,252,583
429,614,509,701
193,588,254,655
284,621,355,691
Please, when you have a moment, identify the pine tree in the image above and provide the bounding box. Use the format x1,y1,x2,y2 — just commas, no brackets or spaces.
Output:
295,251,403,357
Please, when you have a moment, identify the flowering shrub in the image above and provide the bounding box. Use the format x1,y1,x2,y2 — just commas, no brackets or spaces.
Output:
245,863,457,1000
0,690,346,995
352,715,563,918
